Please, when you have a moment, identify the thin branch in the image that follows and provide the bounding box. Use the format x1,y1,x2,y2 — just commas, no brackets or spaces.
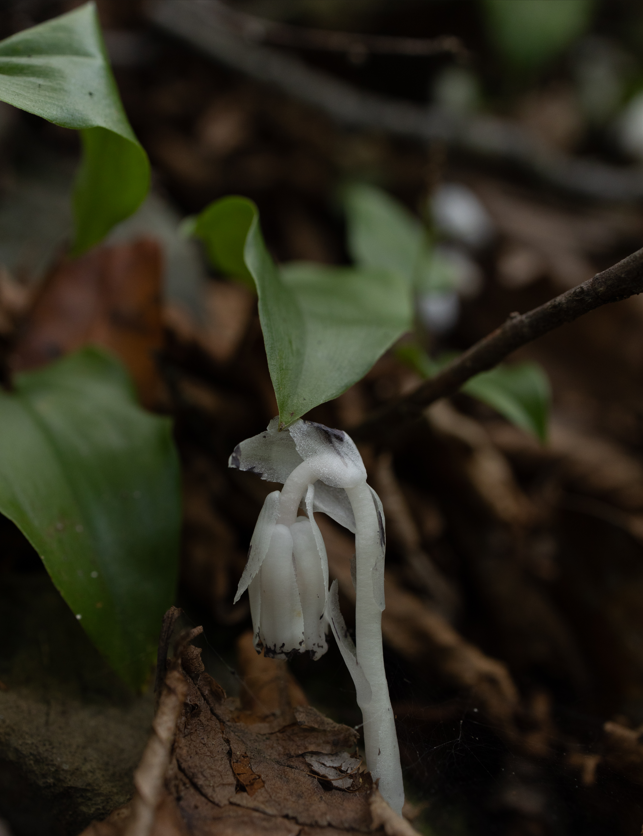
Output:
354,247,643,444
149,0,643,202
197,0,466,59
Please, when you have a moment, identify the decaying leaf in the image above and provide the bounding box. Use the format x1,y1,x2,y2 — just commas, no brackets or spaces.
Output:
82,615,418,836
303,752,362,790
11,239,165,407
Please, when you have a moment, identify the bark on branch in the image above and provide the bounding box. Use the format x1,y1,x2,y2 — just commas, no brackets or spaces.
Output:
354,246,643,444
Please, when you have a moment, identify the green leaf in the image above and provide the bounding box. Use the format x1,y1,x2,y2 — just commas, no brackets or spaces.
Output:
343,183,426,278
281,262,413,420
191,196,413,425
0,348,180,689
462,362,551,442
396,343,550,441
191,197,256,289
342,182,457,294
0,2,150,254
482,0,596,70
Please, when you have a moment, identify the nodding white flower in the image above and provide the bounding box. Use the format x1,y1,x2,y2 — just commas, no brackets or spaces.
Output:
229,417,405,815
240,486,330,660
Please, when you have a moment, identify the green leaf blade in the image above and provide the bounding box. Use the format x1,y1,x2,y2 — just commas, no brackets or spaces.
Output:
191,197,413,426
397,344,551,442
343,182,424,279
73,127,150,255
463,361,551,442
0,348,181,689
281,262,413,423
342,182,457,295
0,2,150,254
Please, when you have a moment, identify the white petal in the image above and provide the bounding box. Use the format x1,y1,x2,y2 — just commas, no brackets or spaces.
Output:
369,485,386,612
290,420,367,489
310,482,356,533
291,508,328,660
326,581,371,706
234,490,280,604
229,416,303,484
258,524,305,659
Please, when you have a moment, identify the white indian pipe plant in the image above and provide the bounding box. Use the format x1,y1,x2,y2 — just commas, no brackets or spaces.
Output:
229,417,405,815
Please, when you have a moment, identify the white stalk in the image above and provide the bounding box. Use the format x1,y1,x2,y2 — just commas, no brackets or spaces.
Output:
277,460,318,526
346,482,405,816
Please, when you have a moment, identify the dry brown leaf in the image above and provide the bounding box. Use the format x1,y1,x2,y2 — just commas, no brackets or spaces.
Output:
236,630,308,719
11,239,165,407
83,618,404,836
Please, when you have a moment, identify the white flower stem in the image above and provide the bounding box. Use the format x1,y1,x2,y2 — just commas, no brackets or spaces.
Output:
273,455,404,812
277,460,318,526
345,482,405,816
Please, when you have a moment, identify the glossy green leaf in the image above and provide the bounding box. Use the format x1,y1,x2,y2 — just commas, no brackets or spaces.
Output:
0,348,180,689
191,196,413,426
342,182,457,294
0,2,150,254
482,0,595,70
396,343,550,441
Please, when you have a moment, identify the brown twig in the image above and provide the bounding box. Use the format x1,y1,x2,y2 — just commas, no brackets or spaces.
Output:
149,0,643,201
198,0,466,59
355,246,643,444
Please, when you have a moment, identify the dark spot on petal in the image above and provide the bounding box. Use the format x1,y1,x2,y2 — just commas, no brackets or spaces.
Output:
305,420,348,462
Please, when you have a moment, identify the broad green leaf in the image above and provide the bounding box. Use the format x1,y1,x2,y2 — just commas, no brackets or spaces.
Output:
0,2,150,254
0,348,180,689
281,262,413,419
482,0,595,70
191,196,413,426
342,182,457,294
396,343,550,441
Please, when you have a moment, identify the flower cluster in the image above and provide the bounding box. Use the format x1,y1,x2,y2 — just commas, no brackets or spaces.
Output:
229,417,404,816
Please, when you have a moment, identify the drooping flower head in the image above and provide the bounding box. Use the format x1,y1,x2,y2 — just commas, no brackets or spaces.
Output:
229,417,404,816
229,418,368,660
